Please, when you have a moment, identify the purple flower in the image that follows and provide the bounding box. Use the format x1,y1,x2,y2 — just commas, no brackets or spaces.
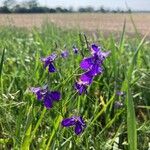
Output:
80,44,110,77
30,87,46,100
61,116,86,135
80,71,93,85
61,50,69,58
74,44,110,95
30,87,61,109
41,53,57,73
114,101,123,109
116,91,125,96
73,46,78,54
74,80,87,95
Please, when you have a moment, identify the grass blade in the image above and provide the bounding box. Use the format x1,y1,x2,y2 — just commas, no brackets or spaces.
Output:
126,81,137,150
0,48,5,94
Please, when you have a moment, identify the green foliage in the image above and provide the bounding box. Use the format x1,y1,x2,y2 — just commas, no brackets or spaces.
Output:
0,23,150,150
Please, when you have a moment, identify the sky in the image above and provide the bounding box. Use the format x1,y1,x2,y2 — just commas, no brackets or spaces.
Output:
0,0,150,11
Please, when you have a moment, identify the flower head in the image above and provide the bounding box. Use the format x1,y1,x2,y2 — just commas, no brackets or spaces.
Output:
61,50,69,58
41,53,57,73
116,91,125,96
30,87,47,100
74,80,87,95
61,116,86,135
31,87,61,109
75,43,110,95
73,46,78,54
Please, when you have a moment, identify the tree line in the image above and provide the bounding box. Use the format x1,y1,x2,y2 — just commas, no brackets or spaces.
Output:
0,0,138,13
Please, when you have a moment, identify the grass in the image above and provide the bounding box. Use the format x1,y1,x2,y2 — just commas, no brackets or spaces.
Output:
0,21,150,150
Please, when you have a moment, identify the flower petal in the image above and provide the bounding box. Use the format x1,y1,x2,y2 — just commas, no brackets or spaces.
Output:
30,87,43,100
97,51,110,61
91,44,100,55
41,53,57,68
61,118,76,127
74,82,87,95
80,57,94,70
61,50,69,58
89,64,103,76
80,72,93,85
48,63,56,72
73,46,78,54
50,91,61,101
74,123,83,135
43,94,53,109
78,117,86,127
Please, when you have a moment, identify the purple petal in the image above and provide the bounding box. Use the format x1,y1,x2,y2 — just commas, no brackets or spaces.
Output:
78,117,86,127
41,53,57,68
80,72,93,85
89,64,103,76
101,51,110,58
30,87,41,93
61,50,69,58
74,123,83,135
30,87,43,100
43,93,53,109
73,46,78,54
80,57,94,70
97,51,110,61
91,44,100,55
50,91,61,101
61,117,76,127
116,91,125,96
48,63,56,72
114,101,124,109
74,82,87,95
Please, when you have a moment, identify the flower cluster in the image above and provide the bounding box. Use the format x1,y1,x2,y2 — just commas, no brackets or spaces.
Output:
41,53,57,73
30,43,109,136
31,87,61,109
61,116,86,135
31,53,61,109
75,44,110,94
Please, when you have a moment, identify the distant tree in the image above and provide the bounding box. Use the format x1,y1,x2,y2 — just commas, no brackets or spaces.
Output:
3,0,16,8
55,7,63,13
78,7,85,12
49,8,56,13
0,6,11,13
68,7,73,12
86,7,94,12
100,6,106,13
78,7,94,13
28,0,38,8
127,8,132,13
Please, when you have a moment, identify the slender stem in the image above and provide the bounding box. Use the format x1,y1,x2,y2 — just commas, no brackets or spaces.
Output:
30,107,47,142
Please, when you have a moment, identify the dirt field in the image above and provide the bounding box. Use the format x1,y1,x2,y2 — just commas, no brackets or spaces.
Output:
0,13,149,35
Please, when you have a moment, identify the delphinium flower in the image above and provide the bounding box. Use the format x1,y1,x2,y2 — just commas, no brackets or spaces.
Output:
74,80,88,95
114,101,123,109
41,53,57,73
61,116,86,135
31,87,61,109
116,91,125,96
75,43,110,94
80,44,110,77
61,50,69,58
73,45,78,54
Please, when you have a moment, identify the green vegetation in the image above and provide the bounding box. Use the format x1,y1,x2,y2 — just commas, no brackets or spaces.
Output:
0,23,150,150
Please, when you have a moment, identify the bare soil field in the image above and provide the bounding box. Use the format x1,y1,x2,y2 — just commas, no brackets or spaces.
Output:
0,13,149,35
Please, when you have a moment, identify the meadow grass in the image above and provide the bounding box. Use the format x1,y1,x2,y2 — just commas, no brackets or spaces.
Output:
0,22,150,150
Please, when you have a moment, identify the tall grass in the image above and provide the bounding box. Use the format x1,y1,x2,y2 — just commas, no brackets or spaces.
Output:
0,22,150,150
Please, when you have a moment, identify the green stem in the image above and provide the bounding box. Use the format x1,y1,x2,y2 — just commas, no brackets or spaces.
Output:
30,107,47,142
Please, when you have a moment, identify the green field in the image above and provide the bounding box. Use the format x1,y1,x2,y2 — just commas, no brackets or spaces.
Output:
0,21,150,150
